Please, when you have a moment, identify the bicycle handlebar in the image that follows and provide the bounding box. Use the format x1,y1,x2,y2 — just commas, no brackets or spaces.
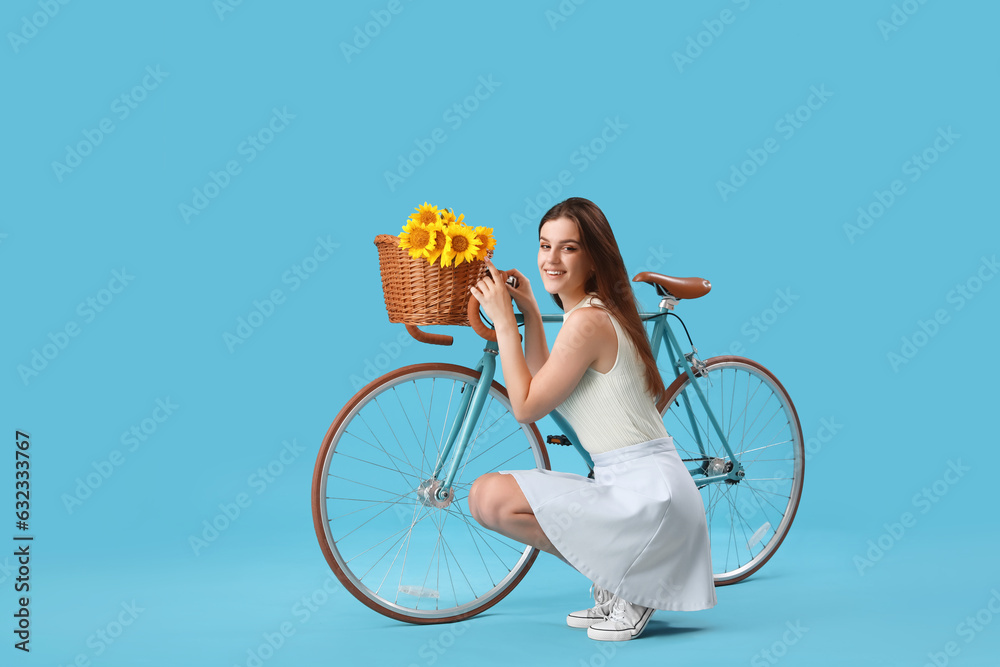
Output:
467,272,519,343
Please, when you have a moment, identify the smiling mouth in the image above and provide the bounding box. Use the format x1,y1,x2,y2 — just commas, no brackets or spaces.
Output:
544,270,565,277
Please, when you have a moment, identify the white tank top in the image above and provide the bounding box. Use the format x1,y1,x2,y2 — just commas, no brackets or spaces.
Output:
555,295,669,455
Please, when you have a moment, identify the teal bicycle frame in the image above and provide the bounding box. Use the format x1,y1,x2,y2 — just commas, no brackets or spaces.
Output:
427,303,744,502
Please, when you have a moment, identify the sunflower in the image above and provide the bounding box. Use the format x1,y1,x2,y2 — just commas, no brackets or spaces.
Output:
408,202,442,227
398,219,436,260
441,224,481,267
472,226,496,261
423,221,449,266
442,208,470,225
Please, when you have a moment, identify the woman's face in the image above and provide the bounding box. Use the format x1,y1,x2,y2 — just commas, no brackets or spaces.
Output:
537,217,594,296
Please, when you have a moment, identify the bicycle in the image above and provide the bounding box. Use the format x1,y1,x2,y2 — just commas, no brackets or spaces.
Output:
311,269,804,624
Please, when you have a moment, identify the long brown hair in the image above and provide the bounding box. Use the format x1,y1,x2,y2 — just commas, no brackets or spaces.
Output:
539,197,665,402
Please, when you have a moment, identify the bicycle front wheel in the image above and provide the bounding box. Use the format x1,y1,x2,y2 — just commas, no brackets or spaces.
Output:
311,363,549,624
658,356,804,585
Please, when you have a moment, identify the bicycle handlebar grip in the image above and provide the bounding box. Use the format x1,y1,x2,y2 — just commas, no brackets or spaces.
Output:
466,271,519,342
404,324,453,346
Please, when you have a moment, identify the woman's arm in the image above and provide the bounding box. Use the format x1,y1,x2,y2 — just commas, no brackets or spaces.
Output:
520,309,549,375
503,269,549,374
471,261,615,423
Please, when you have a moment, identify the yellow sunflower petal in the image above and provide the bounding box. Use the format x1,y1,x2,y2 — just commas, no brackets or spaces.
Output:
409,202,441,227
423,222,448,266
442,225,481,267
399,223,435,259
472,226,495,261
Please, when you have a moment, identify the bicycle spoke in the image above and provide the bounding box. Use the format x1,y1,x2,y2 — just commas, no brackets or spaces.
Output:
741,423,791,468
727,369,737,442
394,385,432,480
345,422,416,485
743,480,788,517
354,414,422,479
327,496,409,504
440,533,460,610
460,427,525,469
742,406,787,457
333,450,422,481
334,491,413,540
393,501,422,604
354,517,419,582
440,530,479,601
378,503,419,598
417,531,442,611
327,473,408,498
454,503,498,588
347,507,434,569
454,396,496,487
487,448,537,474
739,484,792,499
414,376,440,477
329,491,411,522
374,395,418,472
660,359,802,584
739,386,774,448
436,381,459,473
739,439,793,456
449,502,524,561
317,367,552,620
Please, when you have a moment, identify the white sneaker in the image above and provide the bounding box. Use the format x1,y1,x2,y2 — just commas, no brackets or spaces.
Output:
566,583,614,628
587,596,654,641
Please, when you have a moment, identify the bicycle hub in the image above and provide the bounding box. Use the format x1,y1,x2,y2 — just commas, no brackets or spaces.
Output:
416,479,453,509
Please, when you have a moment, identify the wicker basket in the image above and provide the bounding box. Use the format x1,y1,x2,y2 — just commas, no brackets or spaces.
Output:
374,234,491,327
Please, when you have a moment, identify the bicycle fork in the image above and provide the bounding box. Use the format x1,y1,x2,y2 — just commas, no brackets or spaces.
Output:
418,346,500,507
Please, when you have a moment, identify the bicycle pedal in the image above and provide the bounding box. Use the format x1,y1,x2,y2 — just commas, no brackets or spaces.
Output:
546,434,571,446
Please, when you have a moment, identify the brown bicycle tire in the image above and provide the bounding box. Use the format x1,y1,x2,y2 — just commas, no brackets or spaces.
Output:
659,355,804,586
311,362,550,624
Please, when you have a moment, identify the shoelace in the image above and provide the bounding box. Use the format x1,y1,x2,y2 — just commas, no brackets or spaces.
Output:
607,597,629,625
591,583,612,607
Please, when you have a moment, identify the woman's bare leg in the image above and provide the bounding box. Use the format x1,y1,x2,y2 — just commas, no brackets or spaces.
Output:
468,472,563,558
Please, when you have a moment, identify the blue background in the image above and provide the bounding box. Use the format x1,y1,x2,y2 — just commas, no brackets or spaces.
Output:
3,1,999,665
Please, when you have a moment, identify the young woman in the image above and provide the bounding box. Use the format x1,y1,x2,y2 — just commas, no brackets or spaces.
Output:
467,197,716,642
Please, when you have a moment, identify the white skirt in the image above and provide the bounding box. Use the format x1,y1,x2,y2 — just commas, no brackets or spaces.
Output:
501,436,717,611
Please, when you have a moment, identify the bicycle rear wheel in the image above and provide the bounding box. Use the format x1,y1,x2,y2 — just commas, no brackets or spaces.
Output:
311,363,549,624
658,356,803,585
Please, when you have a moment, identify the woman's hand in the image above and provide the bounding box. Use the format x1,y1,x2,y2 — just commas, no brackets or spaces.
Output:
470,259,518,329
503,268,539,316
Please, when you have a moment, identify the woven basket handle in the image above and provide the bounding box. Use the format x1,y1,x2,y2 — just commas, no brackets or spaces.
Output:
467,273,519,342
